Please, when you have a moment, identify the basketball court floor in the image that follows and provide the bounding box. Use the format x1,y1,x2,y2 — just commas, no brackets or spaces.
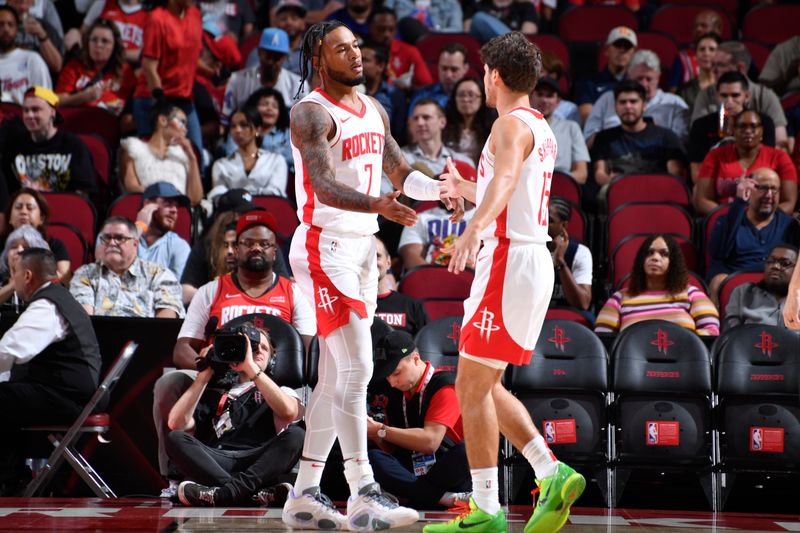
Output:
0,498,798,532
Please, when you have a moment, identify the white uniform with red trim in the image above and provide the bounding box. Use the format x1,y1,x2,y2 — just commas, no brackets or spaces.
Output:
289,88,386,337
459,107,557,366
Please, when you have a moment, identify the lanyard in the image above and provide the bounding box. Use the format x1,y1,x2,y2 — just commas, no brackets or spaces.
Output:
402,363,434,428
215,383,256,417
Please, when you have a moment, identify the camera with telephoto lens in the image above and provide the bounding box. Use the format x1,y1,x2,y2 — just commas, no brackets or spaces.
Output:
209,324,261,365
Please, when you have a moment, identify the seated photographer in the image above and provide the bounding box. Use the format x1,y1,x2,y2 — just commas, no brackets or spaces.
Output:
168,322,304,506
366,331,471,509
153,211,315,498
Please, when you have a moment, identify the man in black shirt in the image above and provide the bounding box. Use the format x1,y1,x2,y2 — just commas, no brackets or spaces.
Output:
169,321,305,506
591,79,686,196
687,71,775,182
374,237,428,335
0,86,96,210
0,248,101,495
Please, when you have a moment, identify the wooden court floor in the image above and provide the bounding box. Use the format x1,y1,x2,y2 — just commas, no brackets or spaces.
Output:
0,498,798,532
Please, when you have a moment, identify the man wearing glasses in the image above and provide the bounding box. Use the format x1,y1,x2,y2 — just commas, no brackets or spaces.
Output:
154,210,315,499
723,244,798,330
69,215,184,318
707,167,800,301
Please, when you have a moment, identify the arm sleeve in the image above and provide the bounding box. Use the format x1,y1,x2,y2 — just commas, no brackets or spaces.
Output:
29,52,53,90
688,285,720,336
0,299,68,374
571,244,593,285
69,265,98,307
152,266,185,317
291,282,317,336
424,385,461,431
594,292,622,333
178,280,216,339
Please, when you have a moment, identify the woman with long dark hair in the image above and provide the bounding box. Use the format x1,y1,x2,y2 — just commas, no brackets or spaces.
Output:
55,18,135,114
211,105,288,199
595,234,719,335
442,76,495,165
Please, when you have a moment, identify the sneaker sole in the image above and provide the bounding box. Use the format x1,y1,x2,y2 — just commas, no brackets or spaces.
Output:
348,510,419,531
282,511,343,530
524,473,586,533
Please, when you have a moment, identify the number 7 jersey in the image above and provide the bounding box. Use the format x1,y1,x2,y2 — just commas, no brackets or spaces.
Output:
291,88,386,237
476,106,557,244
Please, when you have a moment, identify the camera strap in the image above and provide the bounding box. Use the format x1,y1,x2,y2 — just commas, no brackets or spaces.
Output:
215,383,257,416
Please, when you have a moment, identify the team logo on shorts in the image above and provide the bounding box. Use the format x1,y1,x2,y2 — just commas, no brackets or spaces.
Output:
317,287,339,314
473,307,500,342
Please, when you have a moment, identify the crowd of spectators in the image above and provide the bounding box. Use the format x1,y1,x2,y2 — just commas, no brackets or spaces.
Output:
1,0,799,504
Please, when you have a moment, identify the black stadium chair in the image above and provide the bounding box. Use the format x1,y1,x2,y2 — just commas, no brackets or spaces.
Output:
413,315,464,370
506,320,611,504
712,325,800,509
610,320,716,508
225,313,305,389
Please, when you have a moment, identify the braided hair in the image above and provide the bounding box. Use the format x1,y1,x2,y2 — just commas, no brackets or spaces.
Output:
297,20,347,99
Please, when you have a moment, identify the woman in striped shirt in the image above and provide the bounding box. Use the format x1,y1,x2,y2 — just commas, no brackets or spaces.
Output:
596,234,720,335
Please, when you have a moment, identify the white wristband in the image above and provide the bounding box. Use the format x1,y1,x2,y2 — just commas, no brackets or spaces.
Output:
403,170,440,201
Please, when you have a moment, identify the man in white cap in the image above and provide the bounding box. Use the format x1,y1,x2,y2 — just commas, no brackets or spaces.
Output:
222,27,306,124
575,26,637,123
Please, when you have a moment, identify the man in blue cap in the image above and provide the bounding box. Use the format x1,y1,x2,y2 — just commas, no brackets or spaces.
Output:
136,181,192,280
221,27,306,124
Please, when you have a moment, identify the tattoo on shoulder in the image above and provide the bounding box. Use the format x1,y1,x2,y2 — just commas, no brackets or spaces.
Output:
291,103,373,213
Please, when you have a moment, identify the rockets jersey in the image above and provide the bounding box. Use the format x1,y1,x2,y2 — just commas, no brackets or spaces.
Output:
476,107,556,244
208,272,295,334
292,88,385,237
100,0,147,51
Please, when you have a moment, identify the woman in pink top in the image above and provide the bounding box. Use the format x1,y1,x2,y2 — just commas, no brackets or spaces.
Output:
693,110,797,215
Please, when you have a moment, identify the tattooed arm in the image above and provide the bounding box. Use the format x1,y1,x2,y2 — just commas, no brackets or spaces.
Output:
292,101,417,225
292,102,372,212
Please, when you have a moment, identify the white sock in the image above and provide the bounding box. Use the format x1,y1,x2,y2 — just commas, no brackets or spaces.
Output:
293,459,326,494
470,467,501,514
522,436,559,479
343,455,375,497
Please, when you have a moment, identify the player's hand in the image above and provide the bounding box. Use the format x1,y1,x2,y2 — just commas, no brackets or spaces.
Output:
439,157,463,201
448,196,465,224
784,286,800,330
445,226,480,274
373,191,417,226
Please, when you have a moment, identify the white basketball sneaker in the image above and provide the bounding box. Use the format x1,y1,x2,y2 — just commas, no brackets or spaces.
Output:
346,483,419,531
282,485,348,530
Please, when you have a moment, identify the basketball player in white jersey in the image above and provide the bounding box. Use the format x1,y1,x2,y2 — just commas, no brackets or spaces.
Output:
281,21,458,531
427,32,585,533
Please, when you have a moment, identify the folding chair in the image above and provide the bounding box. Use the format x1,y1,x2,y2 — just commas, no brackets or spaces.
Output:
23,341,138,498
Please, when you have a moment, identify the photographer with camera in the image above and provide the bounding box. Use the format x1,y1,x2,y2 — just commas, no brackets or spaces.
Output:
154,210,315,498
366,331,472,509
167,321,304,506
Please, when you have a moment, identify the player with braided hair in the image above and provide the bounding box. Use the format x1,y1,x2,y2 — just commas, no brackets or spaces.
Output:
282,21,459,531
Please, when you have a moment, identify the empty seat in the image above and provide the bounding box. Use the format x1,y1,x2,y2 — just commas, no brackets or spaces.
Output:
61,106,121,149
399,265,474,322
606,174,691,214
702,204,731,271
551,170,581,207
610,320,715,506
416,33,482,73
558,6,638,43
43,192,97,247
48,222,90,268
414,315,463,369
743,4,800,46
712,325,800,508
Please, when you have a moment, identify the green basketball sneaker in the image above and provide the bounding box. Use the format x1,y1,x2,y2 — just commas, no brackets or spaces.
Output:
524,463,585,533
423,498,506,533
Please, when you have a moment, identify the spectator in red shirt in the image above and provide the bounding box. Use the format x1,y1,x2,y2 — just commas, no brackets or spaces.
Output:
132,0,203,157
366,7,433,91
66,0,147,65
55,18,135,116
367,331,471,509
694,110,797,216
